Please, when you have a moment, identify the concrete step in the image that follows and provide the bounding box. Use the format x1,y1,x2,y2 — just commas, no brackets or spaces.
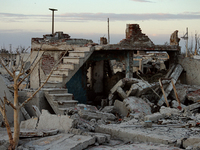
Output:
63,57,83,64
58,63,75,70
42,88,68,94
74,47,91,52
44,92,65,115
69,51,89,57
49,93,73,101
48,74,65,82
53,69,70,76
54,100,78,108
42,81,63,88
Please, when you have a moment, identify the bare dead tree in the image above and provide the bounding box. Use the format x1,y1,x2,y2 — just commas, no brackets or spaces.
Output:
0,46,68,149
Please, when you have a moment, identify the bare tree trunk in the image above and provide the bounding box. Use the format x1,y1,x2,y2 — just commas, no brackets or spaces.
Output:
13,79,20,148
0,97,14,149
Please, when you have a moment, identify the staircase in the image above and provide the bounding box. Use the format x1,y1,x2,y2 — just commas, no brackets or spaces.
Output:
42,46,94,115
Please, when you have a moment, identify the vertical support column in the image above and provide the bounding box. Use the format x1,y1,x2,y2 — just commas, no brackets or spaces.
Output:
125,51,133,78
167,51,178,68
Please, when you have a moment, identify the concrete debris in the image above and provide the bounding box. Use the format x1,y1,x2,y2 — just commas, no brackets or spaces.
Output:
183,102,200,112
187,89,200,102
158,64,183,106
144,113,164,122
160,106,181,117
100,106,114,113
69,128,111,145
127,78,168,97
78,109,116,121
19,129,59,138
172,100,186,109
170,84,188,103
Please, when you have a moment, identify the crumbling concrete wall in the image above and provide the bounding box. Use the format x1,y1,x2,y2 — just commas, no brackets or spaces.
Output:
66,65,87,104
119,24,154,47
30,50,64,88
178,56,200,85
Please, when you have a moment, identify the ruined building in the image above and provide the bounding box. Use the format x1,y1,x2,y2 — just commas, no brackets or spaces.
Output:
24,24,180,116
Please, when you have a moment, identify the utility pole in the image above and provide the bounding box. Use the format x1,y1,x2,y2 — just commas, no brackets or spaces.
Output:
49,8,58,35
181,27,188,57
107,18,110,44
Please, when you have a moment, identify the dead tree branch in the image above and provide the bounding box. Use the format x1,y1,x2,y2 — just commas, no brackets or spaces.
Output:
0,57,14,78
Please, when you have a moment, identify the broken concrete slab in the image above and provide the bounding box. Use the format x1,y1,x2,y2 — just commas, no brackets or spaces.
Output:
78,110,116,121
96,124,177,145
24,133,96,150
172,100,186,110
123,96,151,116
101,106,114,113
87,132,111,144
114,100,129,117
116,87,128,100
127,79,168,97
88,141,182,150
19,129,58,138
20,117,38,130
37,109,73,133
187,89,200,102
144,112,164,122
183,102,200,112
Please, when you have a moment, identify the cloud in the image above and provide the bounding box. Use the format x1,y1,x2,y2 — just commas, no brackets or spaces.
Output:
130,0,153,2
1,12,200,22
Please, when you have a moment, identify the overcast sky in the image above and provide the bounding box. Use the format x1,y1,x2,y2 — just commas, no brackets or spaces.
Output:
0,0,200,52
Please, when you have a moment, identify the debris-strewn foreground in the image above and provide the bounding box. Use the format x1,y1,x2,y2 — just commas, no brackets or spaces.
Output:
2,63,200,149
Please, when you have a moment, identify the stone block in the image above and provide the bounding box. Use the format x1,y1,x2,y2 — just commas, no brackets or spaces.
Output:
114,100,129,117
37,110,73,133
183,136,200,149
20,117,38,130
123,96,151,115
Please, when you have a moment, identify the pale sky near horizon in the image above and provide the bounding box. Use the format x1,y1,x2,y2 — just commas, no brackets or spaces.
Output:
0,0,200,52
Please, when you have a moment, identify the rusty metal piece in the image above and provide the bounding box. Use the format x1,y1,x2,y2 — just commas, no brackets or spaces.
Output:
171,79,182,110
159,78,169,107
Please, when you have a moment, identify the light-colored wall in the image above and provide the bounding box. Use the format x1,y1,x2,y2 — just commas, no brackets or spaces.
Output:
178,56,200,85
